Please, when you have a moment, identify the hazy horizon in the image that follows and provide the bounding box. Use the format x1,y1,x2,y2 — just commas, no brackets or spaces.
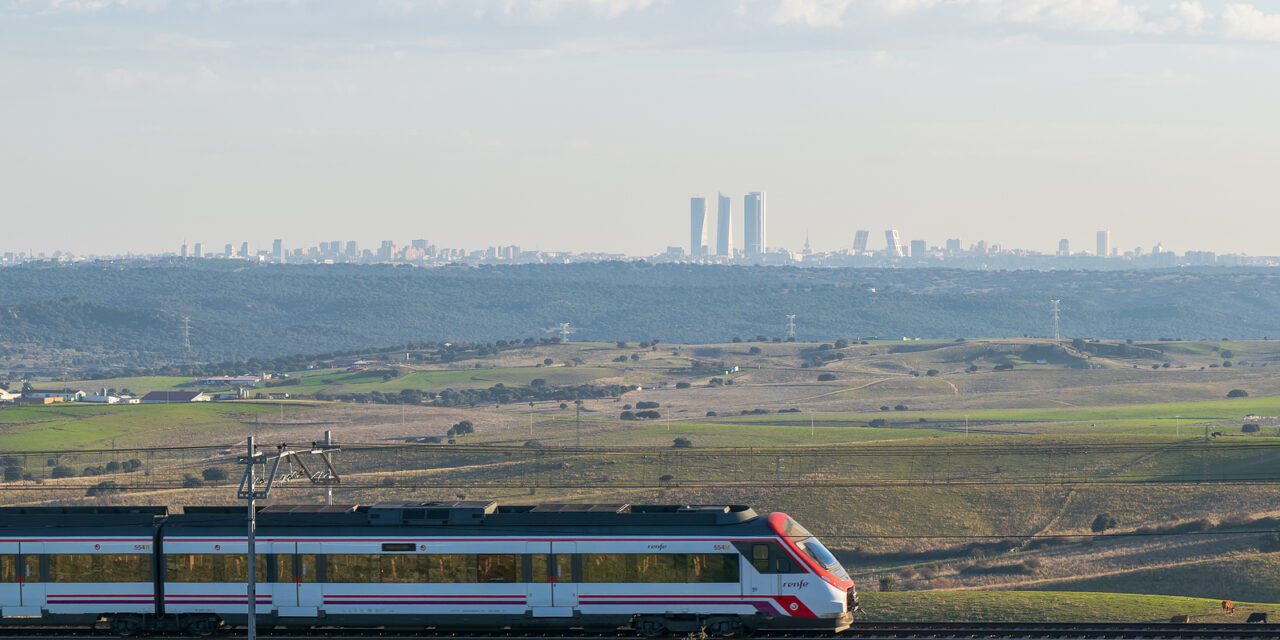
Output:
3,0,1279,256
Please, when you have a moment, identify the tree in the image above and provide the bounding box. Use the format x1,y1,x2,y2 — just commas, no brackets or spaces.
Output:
201,467,229,482
1221,349,1235,360
620,410,636,420
448,420,475,436
543,358,554,366
659,473,675,483
834,339,849,349
672,437,693,448
3,466,22,482
926,369,940,377
894,404,908,411
636,410,661,419
1091,513,1118,533
817,373,837,381
880,405,890,411
675,381,691,389
616,341,628,348
530,378,547,388
1227,389,1249,398
869,418,888,428
705,411,717,417
182,475,205,488
51,466,75,479
1242,423,1261,433
748,346,763,355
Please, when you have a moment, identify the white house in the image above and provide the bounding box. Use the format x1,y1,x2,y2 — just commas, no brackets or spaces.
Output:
0,389,18,403
82,389,126,404
23,388,85,402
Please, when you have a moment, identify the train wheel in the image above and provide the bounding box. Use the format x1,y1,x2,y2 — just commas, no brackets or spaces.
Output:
636,617,669,637
108,614,147,637
182,615,221,637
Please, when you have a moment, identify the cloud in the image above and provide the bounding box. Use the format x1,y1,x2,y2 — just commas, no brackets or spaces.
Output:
771,0,852,28
1221,3,1280,42
501,0,654,18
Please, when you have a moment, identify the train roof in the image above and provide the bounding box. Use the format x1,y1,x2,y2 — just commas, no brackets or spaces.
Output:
168,502,764,533
0,503,777,537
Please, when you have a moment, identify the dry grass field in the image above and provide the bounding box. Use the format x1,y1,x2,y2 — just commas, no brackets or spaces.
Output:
5,337,1280,618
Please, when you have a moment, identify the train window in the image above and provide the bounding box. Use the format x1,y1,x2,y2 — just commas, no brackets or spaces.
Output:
751,545,770,573
382,543,416,552
477,555,519,583
274,555,294,583
579,554,739,583
298,555,319,583
21,556,39,583
555,554,573,582
635,554,685,582
325,554,380,583
424,554,477,583
0,555,14,582
165,554,269,582
379,554,429,583
690,554,740,583
530,554,548,582
48,554,151,582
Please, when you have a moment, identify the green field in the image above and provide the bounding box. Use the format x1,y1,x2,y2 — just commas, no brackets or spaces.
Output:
0,402,311,450
861,591,1280,622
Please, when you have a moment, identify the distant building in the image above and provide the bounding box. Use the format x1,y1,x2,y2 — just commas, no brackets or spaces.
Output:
140,390,210,404
853,230,869,253
272,239,283,261
743,192,767,257
180,242,189,258
239,241,250,258
0,389,19,403
1096,230,1111,258
1058,238,1070,256
82,388,127,404
716,193,733,257
345,240,359,258
689,196,710,257
197,375,263,386
910,239,927,258
23,389,85,402
193,243,203,258
885,229,903,258
945,238,961,253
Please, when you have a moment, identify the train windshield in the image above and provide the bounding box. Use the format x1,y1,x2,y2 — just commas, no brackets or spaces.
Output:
797,537,850,582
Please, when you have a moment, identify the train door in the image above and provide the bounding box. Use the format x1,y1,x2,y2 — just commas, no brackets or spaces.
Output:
270,543,301,615
0,542,30,618
744,543,778,597
548,541,577,613
291,541,322,618
16,543,45,617
525,542,562,616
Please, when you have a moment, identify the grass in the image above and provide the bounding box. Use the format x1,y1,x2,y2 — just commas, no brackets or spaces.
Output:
0,402,311,450
1041,554,1280,603
860,590,1280,622
286,366,620,394
56,376,192,394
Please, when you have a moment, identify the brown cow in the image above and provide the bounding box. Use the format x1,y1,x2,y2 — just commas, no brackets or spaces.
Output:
1223,600,1236,614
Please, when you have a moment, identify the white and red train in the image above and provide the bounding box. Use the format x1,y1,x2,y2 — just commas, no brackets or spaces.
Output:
0,502,857,636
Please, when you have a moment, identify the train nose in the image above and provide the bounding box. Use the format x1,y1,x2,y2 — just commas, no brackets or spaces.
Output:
846,588,859,613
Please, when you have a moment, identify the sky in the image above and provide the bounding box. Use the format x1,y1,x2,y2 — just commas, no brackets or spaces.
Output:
2,0,1280,257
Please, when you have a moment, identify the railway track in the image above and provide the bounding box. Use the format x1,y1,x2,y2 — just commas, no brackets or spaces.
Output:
0,624,1273,640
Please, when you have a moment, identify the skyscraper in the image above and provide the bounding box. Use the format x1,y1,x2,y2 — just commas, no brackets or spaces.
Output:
180,242,188,258
716,193,733,257
193,242,203,258
272,239,283,261
945,238,961,253
853,230,869,253
743,192,766,257
885,229,903,258
1058,238,1069,256
690,196,710,257
910,239,927,258
1096,230,1111,258
239,241,250,258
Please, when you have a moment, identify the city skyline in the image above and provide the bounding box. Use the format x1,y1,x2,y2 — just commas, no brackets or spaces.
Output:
5,2,1280,256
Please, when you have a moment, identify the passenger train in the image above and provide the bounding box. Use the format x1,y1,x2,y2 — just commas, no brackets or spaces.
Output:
0,502,857,636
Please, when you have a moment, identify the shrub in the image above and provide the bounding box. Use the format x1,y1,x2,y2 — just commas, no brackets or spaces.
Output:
636,401,660,409
523,440,544,448
925,369,939,377
85,480,121,497
620,411,636,420
672,437,692,448
817,373,837,381
659,474,675,483
1091,513,1118,533
636,410,661,419
675,382,691,389
380,476,396,487
1260,532,1280,552
2,466,22,482
1243,423,1261,433
869,418,888,427
51,466,75,479
748,346,762,355
182,475,205,488
1227,389,1249,398
201,467,229,482
705,411,717,417
880,405,890,412
894,404,908,411
994,363,1015,371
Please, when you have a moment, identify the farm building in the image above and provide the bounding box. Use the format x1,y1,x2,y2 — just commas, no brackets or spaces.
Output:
139,390,210,404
